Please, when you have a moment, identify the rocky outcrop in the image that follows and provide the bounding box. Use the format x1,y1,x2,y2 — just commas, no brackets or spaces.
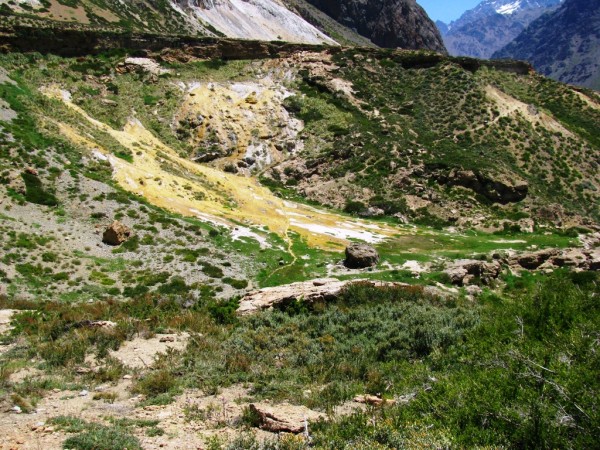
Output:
0,25,531,76
437,168,528,204
508,247,600,272
444,259,502,286
116,57,171,76
303,0,447,52
102,221,132,246
248,403,324,433
509,248,561,270
344,243,380,269
237,278,446,315
238,278,351,315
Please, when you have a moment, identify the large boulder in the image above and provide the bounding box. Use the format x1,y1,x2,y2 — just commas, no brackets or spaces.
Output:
102,221,132,246
344,243,380,268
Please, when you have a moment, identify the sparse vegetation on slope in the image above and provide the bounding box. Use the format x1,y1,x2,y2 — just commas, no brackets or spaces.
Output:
0,26,599,450
267,49,599,228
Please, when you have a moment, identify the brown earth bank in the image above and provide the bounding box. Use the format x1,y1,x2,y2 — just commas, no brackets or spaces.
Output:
0,25,532,75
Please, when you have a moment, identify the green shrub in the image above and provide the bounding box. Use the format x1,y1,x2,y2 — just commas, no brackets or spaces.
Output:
21,172,58,206
122,284,149,298
157,276,189,295
133,370,176,397
41,252,58,262
38,335,88,367
207,298,240,325
200,261,224,278
223,277,248,289
47,416,89,433
62,425,141,450
343,200,366,215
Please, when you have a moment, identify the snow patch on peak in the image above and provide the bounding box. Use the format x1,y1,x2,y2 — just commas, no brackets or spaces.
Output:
495,0,522,15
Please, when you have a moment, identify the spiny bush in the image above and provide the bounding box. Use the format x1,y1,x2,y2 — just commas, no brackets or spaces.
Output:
181,283,477,407
309,272,599,448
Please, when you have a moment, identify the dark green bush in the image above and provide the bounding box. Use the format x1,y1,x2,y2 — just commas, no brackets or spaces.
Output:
21,172,58,206
343,200,366,215
133,369,176,398
222,277,248,289
208,298,240,325
157,276,189,295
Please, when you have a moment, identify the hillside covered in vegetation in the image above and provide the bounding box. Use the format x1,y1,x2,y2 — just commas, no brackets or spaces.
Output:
0,25,598,450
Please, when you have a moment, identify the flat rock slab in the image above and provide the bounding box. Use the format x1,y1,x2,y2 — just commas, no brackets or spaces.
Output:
235,278,446,315
237,278,400,315
353,394,396,406
249,403,325,434
120,57,171,75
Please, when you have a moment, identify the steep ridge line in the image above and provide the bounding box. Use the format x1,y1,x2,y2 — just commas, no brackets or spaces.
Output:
0,25,533,76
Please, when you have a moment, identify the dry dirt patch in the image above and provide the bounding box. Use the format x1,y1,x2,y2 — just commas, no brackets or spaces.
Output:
0,382,360,449
109,333,190,369
0,309,16,335
485,85,573,136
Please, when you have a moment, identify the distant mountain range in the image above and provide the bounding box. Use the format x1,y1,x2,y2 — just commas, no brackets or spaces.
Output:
493,0,600,90
438,0,563,58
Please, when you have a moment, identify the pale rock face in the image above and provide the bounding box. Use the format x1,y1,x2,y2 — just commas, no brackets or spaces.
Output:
0,0,43,7
170,0,337,44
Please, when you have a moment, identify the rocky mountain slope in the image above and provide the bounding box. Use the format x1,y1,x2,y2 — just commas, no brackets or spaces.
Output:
262,50,599,231
0,0,447,51
493,0,600,90
0,0,335,44
440,0,562,58
289,0,447,52
0,27,596,305
279,0,377,47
